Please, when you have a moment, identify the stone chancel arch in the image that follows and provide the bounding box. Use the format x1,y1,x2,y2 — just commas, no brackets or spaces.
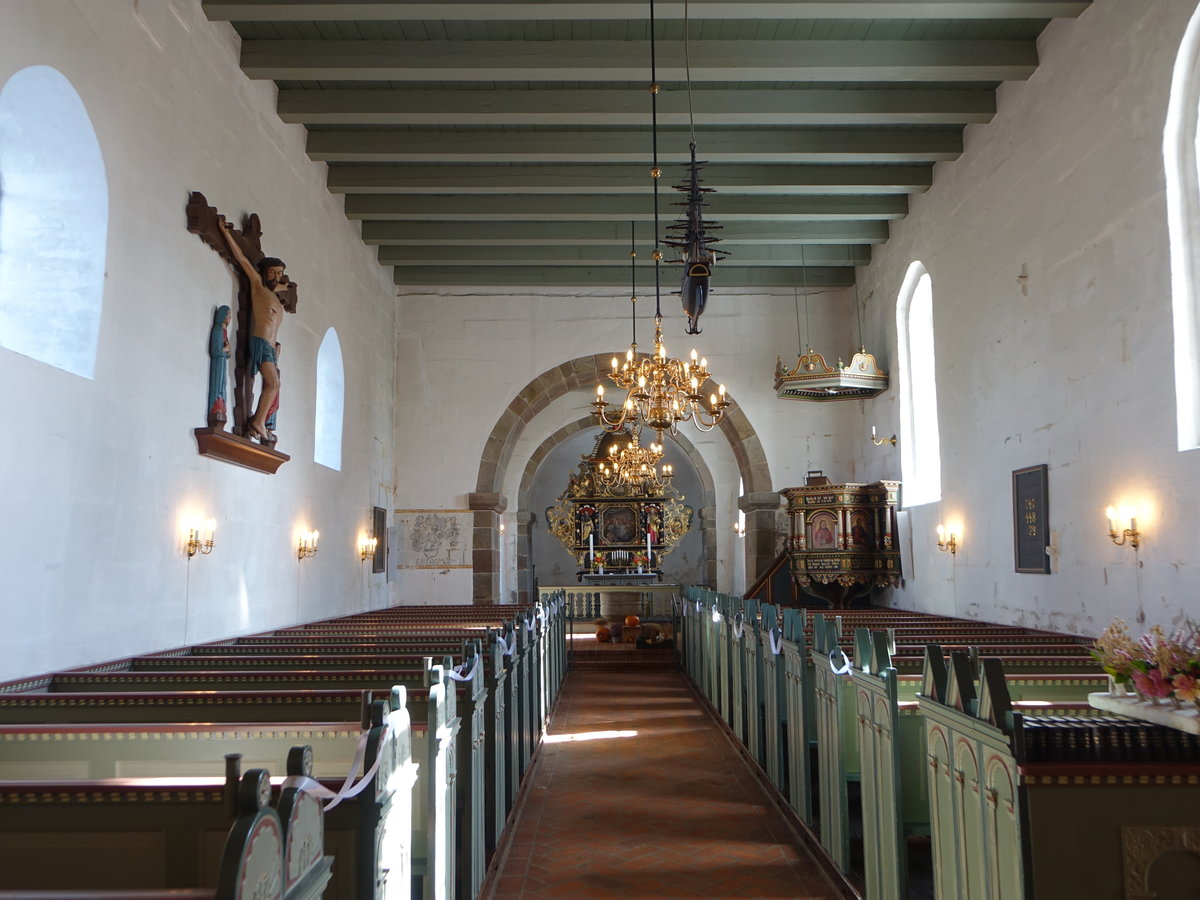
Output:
470,354,773,603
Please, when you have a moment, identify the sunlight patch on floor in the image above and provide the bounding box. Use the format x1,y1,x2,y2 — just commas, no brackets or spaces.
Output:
544,729,639,743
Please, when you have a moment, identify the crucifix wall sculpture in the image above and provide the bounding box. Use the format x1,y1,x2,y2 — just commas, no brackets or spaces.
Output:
187,191,297,473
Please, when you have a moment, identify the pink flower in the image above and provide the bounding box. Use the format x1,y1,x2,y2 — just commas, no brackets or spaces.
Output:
1132,668,1174,699
1172,673,1200,703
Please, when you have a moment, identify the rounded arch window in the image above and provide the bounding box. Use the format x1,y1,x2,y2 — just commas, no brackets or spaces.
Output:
314,327,344,471
0,66,108,379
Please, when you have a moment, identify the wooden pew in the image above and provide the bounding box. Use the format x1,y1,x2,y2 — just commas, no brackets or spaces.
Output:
0,598,567,900
0,754,331,899
679,590,1111,894
852,640,1113,900
0,674,437,900
919,652,1200,899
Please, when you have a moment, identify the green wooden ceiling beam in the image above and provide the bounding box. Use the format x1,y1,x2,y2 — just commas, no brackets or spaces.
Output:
377,244,870,266
204,1,1089,23
344,193,906,221
327,163,932,195
242,39,1036,82
279,88,994,127
360,220,889,245
308,128,962,163
392,264,856,287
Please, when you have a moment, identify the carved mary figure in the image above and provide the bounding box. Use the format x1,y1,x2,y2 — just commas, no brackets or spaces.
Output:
207,305,231,427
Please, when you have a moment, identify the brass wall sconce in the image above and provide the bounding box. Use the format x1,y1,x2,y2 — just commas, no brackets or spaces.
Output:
358,534,378,562
936,523,958,554
732,521,746,538
1106,506,1140,549
186,519,216,558
298,530,320,560
871,426,897,446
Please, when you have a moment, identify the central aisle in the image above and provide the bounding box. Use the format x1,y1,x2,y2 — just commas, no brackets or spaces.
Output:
484,664,842,899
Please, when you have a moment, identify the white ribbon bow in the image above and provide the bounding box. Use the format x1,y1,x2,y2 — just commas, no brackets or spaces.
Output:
731,612,744,640
499,631,516,657
282,725,392,811
448,655,479,683
829,647,852,675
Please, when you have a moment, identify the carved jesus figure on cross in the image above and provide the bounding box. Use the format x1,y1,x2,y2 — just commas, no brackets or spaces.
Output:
219,225,288,441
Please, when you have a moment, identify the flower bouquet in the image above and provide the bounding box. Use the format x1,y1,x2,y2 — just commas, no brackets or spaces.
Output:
1092,618,1200,710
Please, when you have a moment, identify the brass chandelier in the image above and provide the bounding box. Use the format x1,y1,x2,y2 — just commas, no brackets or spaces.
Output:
593,0,730,440
594,323,727,435
595,429,674,494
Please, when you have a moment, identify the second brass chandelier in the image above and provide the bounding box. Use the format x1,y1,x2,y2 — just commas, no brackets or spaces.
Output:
593,0,730,440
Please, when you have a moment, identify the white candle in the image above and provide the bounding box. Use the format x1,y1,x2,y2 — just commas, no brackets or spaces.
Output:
589,531,594,560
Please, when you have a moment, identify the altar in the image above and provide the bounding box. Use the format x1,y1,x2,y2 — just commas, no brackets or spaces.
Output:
545,429,693,583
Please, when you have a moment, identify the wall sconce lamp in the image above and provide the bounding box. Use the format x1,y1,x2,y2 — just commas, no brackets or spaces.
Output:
298,530,320,560
871,426,897,447
732,521,747,538
936,523,958,555
499,521,506,535
186,519,216,558
1106,506,1140,549
358,534,378,563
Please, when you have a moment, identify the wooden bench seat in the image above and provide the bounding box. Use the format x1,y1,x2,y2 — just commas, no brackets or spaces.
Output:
0,755,332,900
0,687,388,725
0,680,437,900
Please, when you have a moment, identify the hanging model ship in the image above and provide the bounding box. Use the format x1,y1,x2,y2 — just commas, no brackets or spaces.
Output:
664,142,727,335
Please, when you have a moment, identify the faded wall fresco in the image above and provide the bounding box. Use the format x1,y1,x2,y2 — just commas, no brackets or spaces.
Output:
394,510,471,569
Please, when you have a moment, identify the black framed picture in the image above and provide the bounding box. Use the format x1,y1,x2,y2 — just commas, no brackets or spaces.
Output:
372,506,387,574
1012,465,1050,574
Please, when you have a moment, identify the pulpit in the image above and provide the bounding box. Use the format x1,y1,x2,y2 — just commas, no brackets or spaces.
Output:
780,472,901,608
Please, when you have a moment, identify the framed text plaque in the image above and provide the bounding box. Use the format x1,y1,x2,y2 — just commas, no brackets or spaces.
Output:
1012,464,1051,574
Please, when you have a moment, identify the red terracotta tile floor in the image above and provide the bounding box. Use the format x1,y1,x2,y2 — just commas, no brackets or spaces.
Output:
483,664,842,899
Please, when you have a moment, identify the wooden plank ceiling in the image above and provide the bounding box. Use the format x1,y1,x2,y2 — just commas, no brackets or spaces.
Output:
202,0,1090,288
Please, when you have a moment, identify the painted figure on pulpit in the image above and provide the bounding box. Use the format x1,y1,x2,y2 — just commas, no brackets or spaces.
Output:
850,511,871,548
811,513,836,549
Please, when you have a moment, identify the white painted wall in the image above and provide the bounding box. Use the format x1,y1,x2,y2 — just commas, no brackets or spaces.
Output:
857,0,1198,637
0,0,397,682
